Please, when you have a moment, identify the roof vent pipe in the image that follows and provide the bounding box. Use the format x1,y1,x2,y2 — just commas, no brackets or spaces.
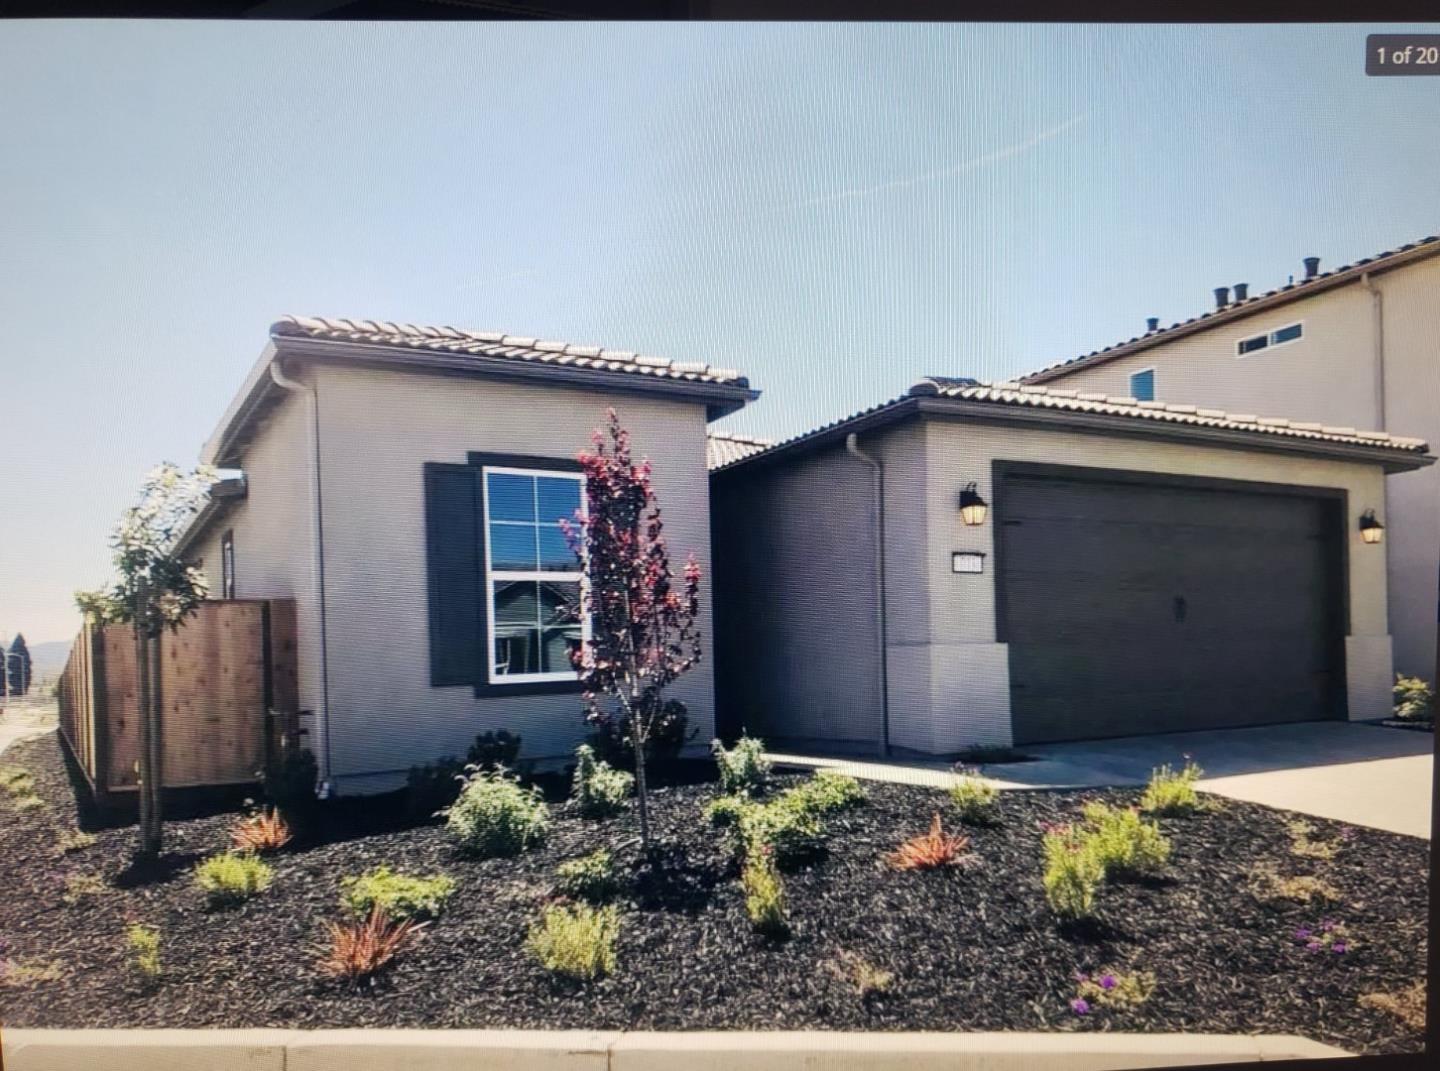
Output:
1233,283,1249,301
1213,286,1230,309
1146,317,1159,332
1304,256,1321,279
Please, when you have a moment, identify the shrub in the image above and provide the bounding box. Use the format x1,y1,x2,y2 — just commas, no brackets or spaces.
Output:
319,905,427,984
1393,675,1434,722
712,735,771,796
1042,824,1105,920
1080,802,1171,879
948,772,999,824
826,950,893,998
340,866,456,921
571,744,634,818
1286,819,1340,861
1139,758,1205,816
728,795,827,866
1071,968,1156,1014
1293,918,1354,955
261,748,317,815
590,699,696,770
405,757,466,821
54,827,97,855
886,813,971,871
9,793,46,813
1360,981,1426,1031
194,852,273,905
526,903,619,982
467,730,523,771
1249,865,1341,906
703,794,747,828
125,924,161,979
231,807,294,854
741,846,789,937
787,770,866,816
556,849,622,903
0,957,64,987
445,767,549,857
0,765,34,795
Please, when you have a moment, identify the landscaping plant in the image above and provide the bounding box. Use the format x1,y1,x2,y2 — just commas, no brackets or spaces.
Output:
405,757,467,821
1392,675,1434,723
571,743,634,818
740,845,789,937
1070,968,1156,1015
231,807,294,854
886,813,971,870
467,730,523,770
787,769,866,814
1359,981,1426,1031
1293,918,1354,955
589,698,695,771
340,866,456,921
1248,864,1341,906
194,852,273,906
826,950,893,998
1079,801,1171,879
562,410,705,851
319,905,427,985
1139,757,1205,816
54,827,97,855
556,849,623,903
527,902,620,982
445,766,549,857
721,794,827,866
1042,823,1105,920
712,735,772,796
125,924,161,980
948,770,999,824
1286,819,1340,861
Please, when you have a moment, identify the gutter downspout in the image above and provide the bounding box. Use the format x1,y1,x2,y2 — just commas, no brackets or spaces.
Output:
1361,272,1386,431
846,433,890,758
269,360,333,798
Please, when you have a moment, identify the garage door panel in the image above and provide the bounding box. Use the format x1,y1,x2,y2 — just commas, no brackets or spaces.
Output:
1001,471,1344,744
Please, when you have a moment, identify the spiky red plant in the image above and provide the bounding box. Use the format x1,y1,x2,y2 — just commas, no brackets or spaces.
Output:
318,906,427,984
886,813,971,870
230,808,293,854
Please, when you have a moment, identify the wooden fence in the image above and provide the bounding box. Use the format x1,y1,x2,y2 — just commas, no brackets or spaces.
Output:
57,599,298,806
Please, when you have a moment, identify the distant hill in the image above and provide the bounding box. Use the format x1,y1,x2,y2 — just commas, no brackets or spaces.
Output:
24,640,72,685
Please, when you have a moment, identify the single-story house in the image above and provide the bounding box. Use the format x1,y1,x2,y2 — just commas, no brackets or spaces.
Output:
709,377,1434,756
177,316,757,796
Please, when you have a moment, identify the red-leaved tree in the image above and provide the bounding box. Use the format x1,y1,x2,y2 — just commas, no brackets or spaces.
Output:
563,410,703,850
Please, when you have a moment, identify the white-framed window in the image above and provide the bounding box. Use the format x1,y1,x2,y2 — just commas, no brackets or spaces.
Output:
1236,321,1304,357
221,530,236,600
481,466,587,683
1129,367,1156,402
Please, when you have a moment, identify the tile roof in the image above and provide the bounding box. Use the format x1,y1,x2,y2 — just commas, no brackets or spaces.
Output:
271,315,750,388
1024,234,1440,383
706,430,774,471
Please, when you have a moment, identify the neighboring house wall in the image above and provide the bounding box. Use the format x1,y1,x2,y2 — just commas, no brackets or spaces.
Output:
311,364,717,793
1034,256,1440,682
190,391,324,736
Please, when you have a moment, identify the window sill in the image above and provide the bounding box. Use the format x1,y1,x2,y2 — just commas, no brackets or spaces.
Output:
473,678,586,699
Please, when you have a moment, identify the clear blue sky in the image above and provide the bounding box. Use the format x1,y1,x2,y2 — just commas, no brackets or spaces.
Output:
2,20,1437,645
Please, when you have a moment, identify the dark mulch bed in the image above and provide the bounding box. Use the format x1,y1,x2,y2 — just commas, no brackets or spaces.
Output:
0,733,1428,1053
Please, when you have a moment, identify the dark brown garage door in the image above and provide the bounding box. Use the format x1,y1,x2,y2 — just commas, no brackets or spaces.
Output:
997,465,1346,744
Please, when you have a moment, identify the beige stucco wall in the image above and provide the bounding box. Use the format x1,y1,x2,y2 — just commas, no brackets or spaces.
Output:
309,364,716,793
1037,256,1440,682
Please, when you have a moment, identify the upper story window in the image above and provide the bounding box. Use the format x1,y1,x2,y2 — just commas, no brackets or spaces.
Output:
1237,321,1304,357
220,530,236,599
1129,368,1155,402
482,467,587,683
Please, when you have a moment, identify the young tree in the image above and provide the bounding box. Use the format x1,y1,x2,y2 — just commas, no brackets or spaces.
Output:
563,410,703,852
7,633,32,696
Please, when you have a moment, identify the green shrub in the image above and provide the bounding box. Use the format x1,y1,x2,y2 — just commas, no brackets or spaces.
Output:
445,767,549,857
556,849,622,903
54,827,97,855
1139,758,1205,816
261,748,317,815
125,924,161,979
729,794,826,866
703,794,747,828
194,852,273,905
527,903,619,982
1080,802,1171,879
787,770,866,816
1393,675,1434,722
0,765,35,795
1072,968,1155,1014
948,773,999,824
1042,825,1104,920
405,757,466,821
571,744,634,818
467,730,523,770
741,847,789,937
712,735,771,796
340,866,456,921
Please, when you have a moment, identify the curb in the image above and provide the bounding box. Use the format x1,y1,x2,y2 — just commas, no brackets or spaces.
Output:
0,1029,1351,1070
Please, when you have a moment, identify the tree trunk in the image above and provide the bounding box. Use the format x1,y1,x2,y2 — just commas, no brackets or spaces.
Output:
134,580,163,860
631,723,652,851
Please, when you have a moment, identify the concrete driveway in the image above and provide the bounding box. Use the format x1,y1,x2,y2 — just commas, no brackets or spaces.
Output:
771,721,1434,839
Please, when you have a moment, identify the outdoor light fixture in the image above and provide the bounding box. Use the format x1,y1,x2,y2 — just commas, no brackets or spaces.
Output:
1359,510,1385,545
959,482,989,526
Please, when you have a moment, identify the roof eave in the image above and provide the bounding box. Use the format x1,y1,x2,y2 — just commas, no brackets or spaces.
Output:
173,477,248,558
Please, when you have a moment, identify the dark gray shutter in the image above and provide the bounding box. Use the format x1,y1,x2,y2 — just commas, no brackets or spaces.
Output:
424,462,484,687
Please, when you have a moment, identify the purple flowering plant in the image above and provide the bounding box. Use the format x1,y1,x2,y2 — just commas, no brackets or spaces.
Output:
1293,918,1354,955
1071,967,1155,1014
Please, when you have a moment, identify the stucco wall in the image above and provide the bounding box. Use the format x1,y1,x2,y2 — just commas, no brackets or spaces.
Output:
310,364,717,793
1037,257,1440,681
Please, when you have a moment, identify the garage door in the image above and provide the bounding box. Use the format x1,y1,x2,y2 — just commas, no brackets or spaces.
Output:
997,466,1346,744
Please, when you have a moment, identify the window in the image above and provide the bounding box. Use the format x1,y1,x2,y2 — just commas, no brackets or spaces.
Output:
1237,321,1303,356
482,467,586,683
1129,368,1155,402
220,530,235,599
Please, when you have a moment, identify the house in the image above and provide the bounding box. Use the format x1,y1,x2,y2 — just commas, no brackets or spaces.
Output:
710,378,1432,755
176,316,757,796
1022,235,1440,685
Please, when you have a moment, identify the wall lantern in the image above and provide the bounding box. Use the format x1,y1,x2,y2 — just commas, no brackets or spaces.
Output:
959,482,989,526
1359,509,1385,545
